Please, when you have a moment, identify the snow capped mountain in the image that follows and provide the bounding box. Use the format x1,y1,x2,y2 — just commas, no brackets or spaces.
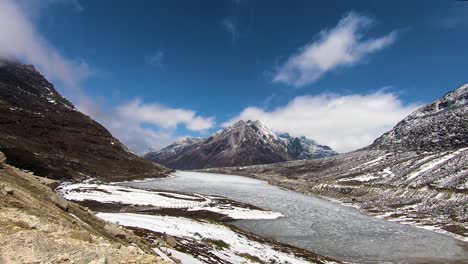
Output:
278,133,337,159
144,120,336,170
144,137,203,165
370,84,468,151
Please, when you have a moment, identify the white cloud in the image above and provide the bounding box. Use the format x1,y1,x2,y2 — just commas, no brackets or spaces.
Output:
273,11,398,87
76,98,214,154
0,0,90,90
222,16,240,39
223,90,421,153
116,99,214,131
0,0,213,154
76,98,182,154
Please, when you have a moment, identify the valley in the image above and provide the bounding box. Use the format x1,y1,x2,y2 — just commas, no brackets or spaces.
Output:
0,15,467,263
97,171,468,263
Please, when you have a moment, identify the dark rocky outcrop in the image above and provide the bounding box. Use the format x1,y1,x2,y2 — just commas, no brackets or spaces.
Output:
0,60,170,181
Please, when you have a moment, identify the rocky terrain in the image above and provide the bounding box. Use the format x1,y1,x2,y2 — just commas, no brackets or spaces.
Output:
369,84,467,151
145,120,336,170
0,60,171,181
278,132,337,159
0,151,167,264
204,84,468,240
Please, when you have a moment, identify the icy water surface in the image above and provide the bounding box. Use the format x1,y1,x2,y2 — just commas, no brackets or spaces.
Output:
124,171,468,263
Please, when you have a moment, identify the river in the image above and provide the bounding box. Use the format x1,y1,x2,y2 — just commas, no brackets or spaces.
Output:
124,171,468,263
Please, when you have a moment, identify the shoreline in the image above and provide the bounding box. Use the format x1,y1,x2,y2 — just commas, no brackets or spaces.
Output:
316,193,468,244
201,169,468,244
57,181,340,264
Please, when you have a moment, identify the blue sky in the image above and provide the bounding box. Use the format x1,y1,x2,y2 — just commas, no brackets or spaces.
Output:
1,0,467,153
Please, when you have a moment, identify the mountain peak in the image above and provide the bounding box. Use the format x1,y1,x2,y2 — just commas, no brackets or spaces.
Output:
232,120,247,126
145,120,337,169
247,119,262,125
232,119,265,127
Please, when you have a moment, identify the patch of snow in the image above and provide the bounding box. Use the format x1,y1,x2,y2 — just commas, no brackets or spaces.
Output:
361,154,390,167
59,183,283,220
375,212,394,219
59,183,212,208
252,120,278,141
97,213,311,264
349,154,390,171
153,248,175,263
407,148,468,180
382,168,395,177
164,248,204,264
338,173,379,182
46,97,57,104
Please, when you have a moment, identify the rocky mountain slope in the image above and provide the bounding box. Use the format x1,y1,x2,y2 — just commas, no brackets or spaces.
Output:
278,132,337,159
145,120,336,170
0,60,171,181
205,84,468,240
0,151,166,263
369,84,467,151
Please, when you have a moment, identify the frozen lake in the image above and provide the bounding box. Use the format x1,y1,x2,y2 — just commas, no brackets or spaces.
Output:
124,171,468,263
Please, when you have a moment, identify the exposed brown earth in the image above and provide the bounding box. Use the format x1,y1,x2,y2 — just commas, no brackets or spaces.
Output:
0,154,168,264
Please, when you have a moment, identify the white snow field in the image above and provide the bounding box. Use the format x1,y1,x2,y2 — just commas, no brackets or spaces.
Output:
59,182,283,220
97,212,323,264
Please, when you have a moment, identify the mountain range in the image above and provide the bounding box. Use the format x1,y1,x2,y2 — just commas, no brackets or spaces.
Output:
0,60,466,260
144,120,337,170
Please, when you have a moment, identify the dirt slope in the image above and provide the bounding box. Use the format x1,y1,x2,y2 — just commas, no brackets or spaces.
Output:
0,151,167,264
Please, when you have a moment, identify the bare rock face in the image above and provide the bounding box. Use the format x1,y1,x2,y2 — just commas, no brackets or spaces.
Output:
104,224,127,237
369,84,468,151
0,150,5,169
0,150,6,163
50,194,69,211
69,230,93,243
0,60,170,181
164,234,177,248
3,186,14,195
145,120,336,170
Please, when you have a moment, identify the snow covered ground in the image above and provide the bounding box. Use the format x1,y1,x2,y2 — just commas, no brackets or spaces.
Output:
97,213,330,264
406,147,468,180
58,183,283,220
59,183,211,208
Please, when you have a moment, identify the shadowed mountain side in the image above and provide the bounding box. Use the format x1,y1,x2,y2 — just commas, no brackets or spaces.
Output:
0,60,171,181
